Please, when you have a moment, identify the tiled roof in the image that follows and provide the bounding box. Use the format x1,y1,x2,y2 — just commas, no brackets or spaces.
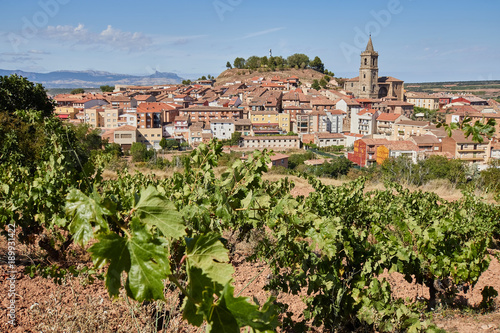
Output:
377,113,401,122
395,120,429,127
316,133,345,139
115,125,137,132
385,141,418,151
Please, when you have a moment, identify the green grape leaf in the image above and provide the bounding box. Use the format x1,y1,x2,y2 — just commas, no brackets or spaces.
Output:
206,297,240,333
125,218,171,301
133,186,186,239
89,232,129,297
222,283,278,331
185,233,234,287
65,188,112,245
182,266,218,326
89,219,170,302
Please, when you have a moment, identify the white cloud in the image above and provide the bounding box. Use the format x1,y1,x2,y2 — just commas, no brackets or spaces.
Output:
240,27,285,40
0,52,42,63
41,24,152,52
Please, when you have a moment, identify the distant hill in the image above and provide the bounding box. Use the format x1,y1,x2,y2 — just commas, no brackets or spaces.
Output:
405,80,500,98
216,68,331,86
0,69,184,88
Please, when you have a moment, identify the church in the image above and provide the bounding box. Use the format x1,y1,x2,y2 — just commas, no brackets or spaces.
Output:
344,37,405,101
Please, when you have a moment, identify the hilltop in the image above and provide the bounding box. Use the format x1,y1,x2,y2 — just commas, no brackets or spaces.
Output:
215,68,332,86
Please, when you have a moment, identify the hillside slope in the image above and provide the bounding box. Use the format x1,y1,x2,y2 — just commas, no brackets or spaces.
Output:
215,68,331,86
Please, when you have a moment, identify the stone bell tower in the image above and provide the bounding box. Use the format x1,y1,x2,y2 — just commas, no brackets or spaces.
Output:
358,36,379,99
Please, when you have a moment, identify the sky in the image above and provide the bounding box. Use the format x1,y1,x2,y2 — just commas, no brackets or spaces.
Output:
0,0,499,82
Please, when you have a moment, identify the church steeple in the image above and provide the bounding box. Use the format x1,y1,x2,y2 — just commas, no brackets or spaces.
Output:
365,35,375,53
359,36,379,98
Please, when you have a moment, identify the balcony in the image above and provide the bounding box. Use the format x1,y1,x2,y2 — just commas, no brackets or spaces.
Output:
460,156,485,162
457,148,485,153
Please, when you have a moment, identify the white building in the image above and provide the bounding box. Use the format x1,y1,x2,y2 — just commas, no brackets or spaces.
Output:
210,119,235,140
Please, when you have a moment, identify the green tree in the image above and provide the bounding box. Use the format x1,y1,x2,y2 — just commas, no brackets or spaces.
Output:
165,139,180,150
233,57,246,69
222,131,242,146
310,56,325,73
274,56,285,69
268,56,276,70
226,61,232,69
287,53,310,69
70,88,85,94
130,142,148,162
199,75,207,80
159,137,168,150
260,56,268,67
182,79,192,85
100,85,115,92
288,151,315,169
246,56,260,69
312,157,353,178
104,142,123,157
0,74,55,118
311,79,321,90
323,75,331,82
319,78,328,89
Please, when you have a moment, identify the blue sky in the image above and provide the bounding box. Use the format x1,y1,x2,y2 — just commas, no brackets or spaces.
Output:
0,0,498,82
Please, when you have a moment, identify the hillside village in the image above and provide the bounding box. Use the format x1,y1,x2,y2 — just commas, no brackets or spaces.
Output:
51,37,500,169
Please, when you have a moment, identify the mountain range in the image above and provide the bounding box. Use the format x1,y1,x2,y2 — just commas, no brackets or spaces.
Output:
0,69,184,88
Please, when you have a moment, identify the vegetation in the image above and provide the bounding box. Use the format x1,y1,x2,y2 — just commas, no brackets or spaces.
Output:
70,88,85,94
0,74,55,118
182,79,192,85
229,53,330,74
311,79,321,90
100,85,114,92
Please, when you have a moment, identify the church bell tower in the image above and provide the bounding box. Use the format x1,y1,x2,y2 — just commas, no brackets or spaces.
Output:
359,36,379,99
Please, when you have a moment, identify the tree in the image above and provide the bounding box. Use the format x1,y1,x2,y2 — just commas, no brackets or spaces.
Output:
312,157,353,178
323,75,331,82
274,56,285,69
222,131,242,146
226,61,232,69
246,56,260,69
159,137,168,151
287,53,310,69
233,57,246,69
310,56,325,73
70,88,85,94
0,74,55,118
319,78,328,89
182,79,192,85
100,85,114,92
324,70,335,77
260,56,268,68
160,138,180,151
268,56,276,70
311,79,321,90
130,142,148,162
104,142,123,157
198,76,207,81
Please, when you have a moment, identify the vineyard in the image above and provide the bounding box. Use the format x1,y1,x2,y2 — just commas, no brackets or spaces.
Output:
2,135,500,331
1,76,500,332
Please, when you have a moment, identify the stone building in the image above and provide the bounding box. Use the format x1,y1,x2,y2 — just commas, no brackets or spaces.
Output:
344,37,405,101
